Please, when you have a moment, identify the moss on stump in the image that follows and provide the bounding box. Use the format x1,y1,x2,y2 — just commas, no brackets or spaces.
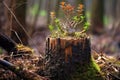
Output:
44,37,103,80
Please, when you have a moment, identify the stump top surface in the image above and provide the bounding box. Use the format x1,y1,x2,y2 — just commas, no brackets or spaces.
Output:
47,36,90,40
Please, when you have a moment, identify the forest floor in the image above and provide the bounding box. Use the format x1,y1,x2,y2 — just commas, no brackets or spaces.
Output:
0,49,120,80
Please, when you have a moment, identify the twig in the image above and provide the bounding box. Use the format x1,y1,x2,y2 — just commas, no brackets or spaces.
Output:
11,30,23,44
73,18,83,28
31,0,42,34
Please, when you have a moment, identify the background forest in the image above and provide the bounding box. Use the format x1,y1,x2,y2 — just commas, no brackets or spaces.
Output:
0,0,120,80
0,0,120,56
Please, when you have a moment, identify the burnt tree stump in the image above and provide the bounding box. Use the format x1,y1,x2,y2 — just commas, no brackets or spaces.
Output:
44,37,91,80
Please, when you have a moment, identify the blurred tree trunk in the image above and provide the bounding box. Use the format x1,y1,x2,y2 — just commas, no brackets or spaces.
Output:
46,0,51,25
115,0,120,28
4,0,28,45
0,0,5,32
112,0,120,42
0,0,10,34
90,0,104,35
28,0,42,36
12,0,28,45
111,0,117,19
106,0,120,37
4,0,15,37
105,0,120,48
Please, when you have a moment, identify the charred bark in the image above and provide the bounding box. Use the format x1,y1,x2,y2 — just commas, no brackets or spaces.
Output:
0,33,17,53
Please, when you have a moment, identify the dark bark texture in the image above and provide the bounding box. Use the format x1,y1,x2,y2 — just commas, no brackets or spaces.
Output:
44,37,91,80
0,33,17,53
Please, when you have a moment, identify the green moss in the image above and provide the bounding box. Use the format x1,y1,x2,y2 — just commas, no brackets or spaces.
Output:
71,57,104,80
0,48,3,55
91,56,100,72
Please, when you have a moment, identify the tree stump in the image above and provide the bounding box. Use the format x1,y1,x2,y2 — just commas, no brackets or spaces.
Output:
44,37,91,80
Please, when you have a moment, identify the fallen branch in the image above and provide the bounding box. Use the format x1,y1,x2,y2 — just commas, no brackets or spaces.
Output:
0,59,48,80
0,33,44,59
0,33,17,53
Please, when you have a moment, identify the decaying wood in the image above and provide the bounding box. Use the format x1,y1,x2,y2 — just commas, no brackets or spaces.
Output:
0,33,33,55
44,37,91,80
